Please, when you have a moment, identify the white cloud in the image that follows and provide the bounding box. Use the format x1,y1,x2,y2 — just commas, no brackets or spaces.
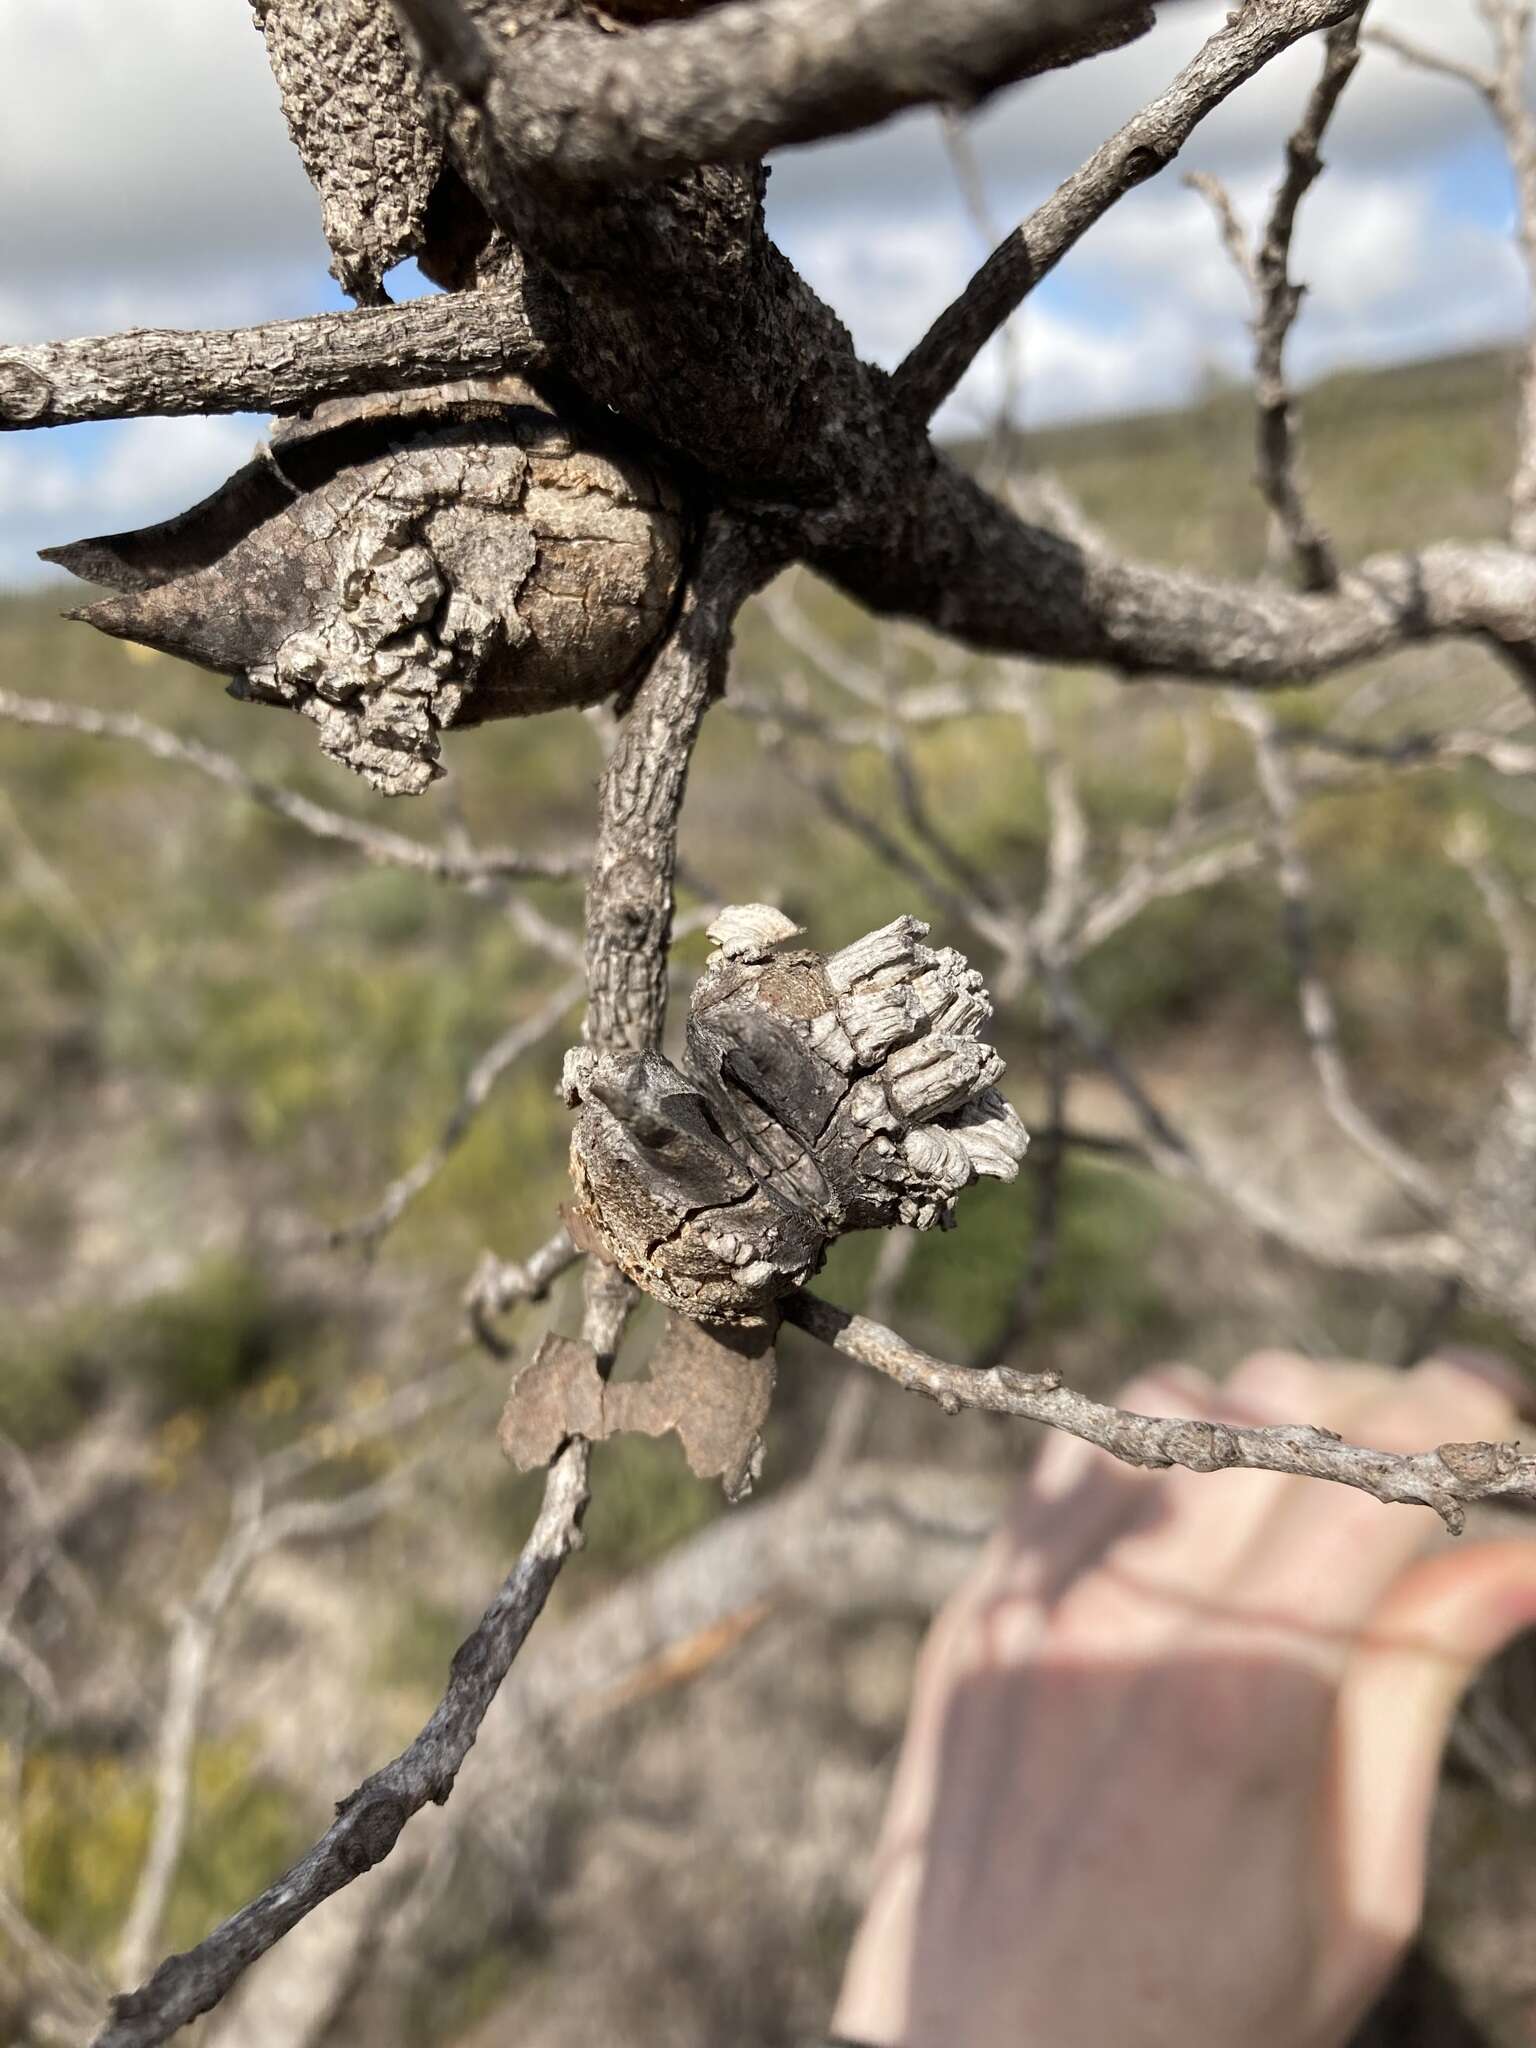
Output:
767,0,1520,221
780,152,1530,438
1,0,326,339
0,417,261,592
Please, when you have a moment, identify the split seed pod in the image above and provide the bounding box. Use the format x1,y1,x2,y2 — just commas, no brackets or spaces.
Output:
46,380,685,797
564,908,1029,1324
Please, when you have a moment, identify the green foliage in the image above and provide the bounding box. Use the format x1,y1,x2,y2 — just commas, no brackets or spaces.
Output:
579,1432,722,1577
18,1735,303,1964
123,1252,299,1410
0,340,1528,1506
0,1253,314,1444
888,1163,1176,1357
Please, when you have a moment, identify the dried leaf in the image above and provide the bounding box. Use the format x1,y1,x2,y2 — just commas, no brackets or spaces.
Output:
499,1317,776,1502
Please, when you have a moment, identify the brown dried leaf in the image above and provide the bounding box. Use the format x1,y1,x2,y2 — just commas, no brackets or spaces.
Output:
499,1316,776,1502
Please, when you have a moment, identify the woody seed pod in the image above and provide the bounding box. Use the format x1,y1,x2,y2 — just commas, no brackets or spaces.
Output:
564,910,1028,1324
47,380,685,798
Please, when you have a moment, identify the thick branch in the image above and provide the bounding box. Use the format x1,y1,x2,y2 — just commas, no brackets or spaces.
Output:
0,291,547,431
895,0,1361,420
830,462,1536,684
785,1292,1536,1533
393,0,1152,188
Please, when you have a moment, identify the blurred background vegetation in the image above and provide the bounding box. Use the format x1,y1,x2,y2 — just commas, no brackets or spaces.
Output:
4,343,1536,2045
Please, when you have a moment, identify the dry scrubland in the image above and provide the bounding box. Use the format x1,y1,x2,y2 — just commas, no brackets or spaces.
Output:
3,347,1536,2044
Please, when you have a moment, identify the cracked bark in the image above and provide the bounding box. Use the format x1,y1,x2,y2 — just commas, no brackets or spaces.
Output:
51,379,684,794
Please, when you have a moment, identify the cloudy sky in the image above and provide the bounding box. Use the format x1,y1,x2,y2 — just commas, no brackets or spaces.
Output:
0,1,1529,586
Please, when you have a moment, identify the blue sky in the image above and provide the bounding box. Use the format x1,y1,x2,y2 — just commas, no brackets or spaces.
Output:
1,0,1530,586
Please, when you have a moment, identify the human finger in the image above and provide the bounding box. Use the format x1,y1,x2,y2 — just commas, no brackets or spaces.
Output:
1323,1540,1536,2012
1212,1357,1521,1674
1036,1353,1398,1669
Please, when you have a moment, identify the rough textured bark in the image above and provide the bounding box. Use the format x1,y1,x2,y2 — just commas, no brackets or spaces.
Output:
581,518,760,1053
825,471,1536,684
393,0,1154,185
251,0,444,302
6,0,1534,2035
0,292,549,430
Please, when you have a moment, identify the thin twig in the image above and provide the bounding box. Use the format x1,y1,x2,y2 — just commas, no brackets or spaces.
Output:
1365,24,1495,97
1278,722,1536,780
809,1228,917,1482
0,689,587,885
1232,695,1445,1213
92,1445,592,2048
1369,2,1536,550
1249,10,1364,587
465,1225,584,1356
1449,817,1536,1038
330,975,584,1252
895,0,1360,419
972,1008,1069,1370
785,1290,1536,1532
114,1468,411,1990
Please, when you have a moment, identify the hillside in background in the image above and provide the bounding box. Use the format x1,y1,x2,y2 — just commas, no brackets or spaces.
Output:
3,341,1536,2045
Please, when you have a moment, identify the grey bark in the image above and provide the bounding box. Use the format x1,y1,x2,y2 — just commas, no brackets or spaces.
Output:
0,293,549,430
893,0,1362,420
581,518,760,1054
250,0,444,302
783,1293,1536,1532
393,0,1154,186
565,909,1026,1321
53,380,683,795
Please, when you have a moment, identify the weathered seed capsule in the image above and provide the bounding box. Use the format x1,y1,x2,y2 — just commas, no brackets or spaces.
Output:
45,379,685,798
564,910,1029,1323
